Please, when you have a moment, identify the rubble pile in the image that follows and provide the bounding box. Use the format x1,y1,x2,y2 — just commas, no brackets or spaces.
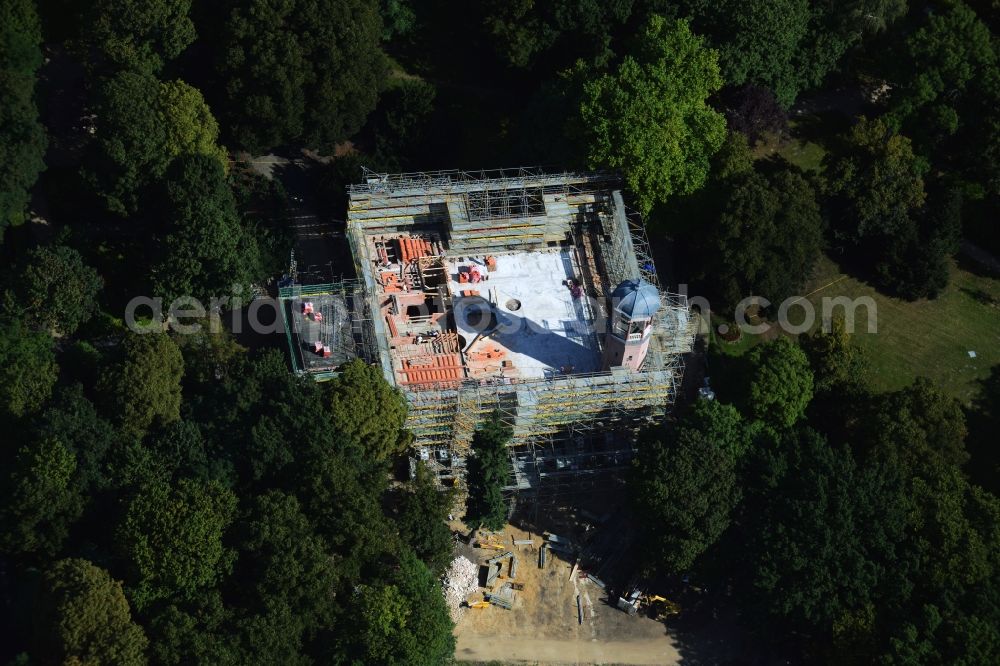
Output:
441,555,479,621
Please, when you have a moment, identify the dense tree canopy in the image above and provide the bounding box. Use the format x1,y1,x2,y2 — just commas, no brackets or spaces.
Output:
365,78,437,171
827,116,962,298
697,162,823,309
87,0,196,73
747,337,814,428
90,71,226,214
828,116,928,243
0,437,83,559
740,428,903,634
888,3,996,145
396,461,454,576
327,359,409,462
0,0,46,242
151,154,262,306
98,332,184,438
711,0,812,106
482,0,634,70
687,0,905,106
633,399,744,573
3,2,1000,664
0,317,57,420
875,184,962,299
341,551,455,665
580,16,727,214
228,490,337,657
34,385,119,494
465,415,513,531
870,377,970,471
217,0,386,152
118,478,237,609
968,367,1000,494
32,559,148,666
11,244,103,335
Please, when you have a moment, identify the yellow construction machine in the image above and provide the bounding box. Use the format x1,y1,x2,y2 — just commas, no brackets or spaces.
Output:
643,594,681,620
468,600,491,609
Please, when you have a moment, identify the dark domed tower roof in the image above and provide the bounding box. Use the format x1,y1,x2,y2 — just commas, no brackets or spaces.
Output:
611,279,661,320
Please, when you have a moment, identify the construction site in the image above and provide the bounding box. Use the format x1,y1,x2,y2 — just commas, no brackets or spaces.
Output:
275,167,721,663
279,166,698,498
442,496,742,665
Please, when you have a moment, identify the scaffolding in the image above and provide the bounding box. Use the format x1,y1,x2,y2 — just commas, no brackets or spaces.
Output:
348,167,621,254
277,279,378,380
277,167,702,494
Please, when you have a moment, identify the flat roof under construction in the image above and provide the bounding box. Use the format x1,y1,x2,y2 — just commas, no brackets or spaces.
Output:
446,250,601,380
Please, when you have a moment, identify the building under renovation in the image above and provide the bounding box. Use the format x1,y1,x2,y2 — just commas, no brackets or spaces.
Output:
279,167,696,494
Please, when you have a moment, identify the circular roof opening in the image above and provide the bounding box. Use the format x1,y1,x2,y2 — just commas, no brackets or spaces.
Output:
506,298,522,311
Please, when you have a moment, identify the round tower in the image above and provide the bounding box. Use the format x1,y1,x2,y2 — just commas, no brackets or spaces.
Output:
602,279,660,371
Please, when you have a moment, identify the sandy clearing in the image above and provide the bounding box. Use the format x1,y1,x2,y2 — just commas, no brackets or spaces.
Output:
454,633,682,665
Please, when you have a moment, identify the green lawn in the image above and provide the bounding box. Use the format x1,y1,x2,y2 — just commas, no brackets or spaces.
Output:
707,255,1000,404
752,119,827,173
709,113,998,405
799,255,1000,404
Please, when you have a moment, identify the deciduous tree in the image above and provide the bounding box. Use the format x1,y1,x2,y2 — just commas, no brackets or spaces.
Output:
396,462,454,575
482,0,634,70
217,0,386,152
118,478,237,609
632,399,743,573
465,415,512,531
697,164,823,309
151,154,262,306
888,3,995,145
739,429,904,633
827,116,928,244
90,71,226,214
712,0,811,106
0,317,57,420
0,437,83,559
98,332,184,438
875,185,962,300
871,377,969,471
342,551,454,665
13,244,103,335
34,384,118,493
147,592,238,665
146,420,214,482
87,0,195,73
327,359,409,462
687,0,905,107
229,491,336,660
801,317,868,396
747,337,814,428
723,84,788,144
967,366,1000,494
579,16,727,214
32,559,148,666
367,78,436,171
0,0,46,242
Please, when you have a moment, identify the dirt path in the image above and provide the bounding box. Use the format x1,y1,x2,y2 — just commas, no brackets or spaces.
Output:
454,633,682,665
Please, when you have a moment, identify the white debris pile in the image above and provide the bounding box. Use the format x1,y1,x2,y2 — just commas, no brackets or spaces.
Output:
441,556,479,621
